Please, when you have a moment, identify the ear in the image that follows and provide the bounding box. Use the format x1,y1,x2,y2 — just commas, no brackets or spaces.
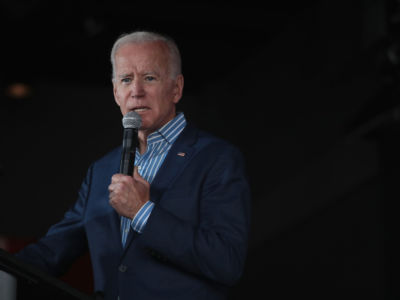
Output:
172,74,184,104
112,80,121,107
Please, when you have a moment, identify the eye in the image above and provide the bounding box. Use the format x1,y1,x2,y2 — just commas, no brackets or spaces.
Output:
121,77,132,84
145,75,156,82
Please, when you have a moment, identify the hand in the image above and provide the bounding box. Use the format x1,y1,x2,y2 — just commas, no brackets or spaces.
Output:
108,167,150,219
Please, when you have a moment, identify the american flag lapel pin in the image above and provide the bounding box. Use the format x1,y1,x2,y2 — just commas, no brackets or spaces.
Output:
177,152,186,157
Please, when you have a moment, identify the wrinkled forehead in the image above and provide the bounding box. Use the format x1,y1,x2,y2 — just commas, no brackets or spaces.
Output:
115,41,171,74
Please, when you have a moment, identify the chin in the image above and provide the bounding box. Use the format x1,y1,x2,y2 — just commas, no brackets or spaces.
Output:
138,121,153,132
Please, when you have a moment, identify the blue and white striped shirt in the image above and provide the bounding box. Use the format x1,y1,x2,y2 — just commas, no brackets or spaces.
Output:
120,113,186,247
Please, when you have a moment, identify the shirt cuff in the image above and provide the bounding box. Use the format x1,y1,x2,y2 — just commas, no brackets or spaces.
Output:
131,201,155,233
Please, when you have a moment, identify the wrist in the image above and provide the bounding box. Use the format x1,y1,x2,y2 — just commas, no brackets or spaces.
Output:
131,201,155,233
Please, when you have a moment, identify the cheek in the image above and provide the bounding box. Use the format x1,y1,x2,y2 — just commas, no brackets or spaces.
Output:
114,87,123,105
114,88,131,106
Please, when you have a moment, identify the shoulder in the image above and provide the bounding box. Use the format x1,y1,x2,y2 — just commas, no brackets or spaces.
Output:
89,146,121,174
181,123,232,146
180,123,244,162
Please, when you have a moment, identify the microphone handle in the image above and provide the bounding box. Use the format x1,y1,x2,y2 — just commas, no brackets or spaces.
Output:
120,128,138,176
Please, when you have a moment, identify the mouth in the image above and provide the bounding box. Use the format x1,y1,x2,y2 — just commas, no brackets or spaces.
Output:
133,106,150,113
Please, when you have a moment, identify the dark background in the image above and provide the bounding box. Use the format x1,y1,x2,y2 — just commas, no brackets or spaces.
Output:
0,0,399,299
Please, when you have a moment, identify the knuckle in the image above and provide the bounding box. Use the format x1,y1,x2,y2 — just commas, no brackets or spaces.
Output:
121,176,131,184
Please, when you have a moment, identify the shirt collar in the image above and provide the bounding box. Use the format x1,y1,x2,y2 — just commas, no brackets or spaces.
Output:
146,112,186,146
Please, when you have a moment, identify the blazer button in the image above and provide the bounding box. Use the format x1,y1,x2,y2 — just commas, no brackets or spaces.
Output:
119,265,127,272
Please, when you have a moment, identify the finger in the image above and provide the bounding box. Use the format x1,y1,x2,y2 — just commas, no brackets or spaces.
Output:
111,173,127,183
111,174,119,184
108,182,117,192
108,182,125,195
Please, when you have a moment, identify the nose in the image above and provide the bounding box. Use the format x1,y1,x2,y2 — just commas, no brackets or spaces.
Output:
130,79,145,98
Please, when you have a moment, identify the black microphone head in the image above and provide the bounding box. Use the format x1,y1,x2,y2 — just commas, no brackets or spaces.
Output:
122,111,142,129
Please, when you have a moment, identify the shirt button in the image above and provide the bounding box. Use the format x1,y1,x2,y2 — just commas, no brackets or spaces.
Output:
138,166,141,170
119,265,127,272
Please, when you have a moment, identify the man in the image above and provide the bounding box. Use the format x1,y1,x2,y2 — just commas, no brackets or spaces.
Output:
17,31,251,300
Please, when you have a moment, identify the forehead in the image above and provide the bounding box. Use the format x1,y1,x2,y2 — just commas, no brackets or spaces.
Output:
114,41,170,74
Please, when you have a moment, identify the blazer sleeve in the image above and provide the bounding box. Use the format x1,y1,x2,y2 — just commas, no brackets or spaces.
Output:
15,165,92,277
138,144,251,286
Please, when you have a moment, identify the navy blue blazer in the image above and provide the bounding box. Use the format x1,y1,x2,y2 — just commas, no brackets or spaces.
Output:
17,124,251,300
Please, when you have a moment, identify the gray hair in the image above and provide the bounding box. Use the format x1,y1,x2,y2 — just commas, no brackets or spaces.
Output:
110,31,182,80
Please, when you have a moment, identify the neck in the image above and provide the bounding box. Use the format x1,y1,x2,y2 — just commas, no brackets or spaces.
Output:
136,111,179,154
137,131,148,155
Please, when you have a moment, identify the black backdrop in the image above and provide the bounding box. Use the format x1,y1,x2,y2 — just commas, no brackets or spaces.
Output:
1,0,398,299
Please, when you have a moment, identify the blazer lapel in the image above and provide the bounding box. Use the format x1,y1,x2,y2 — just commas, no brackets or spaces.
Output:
149,124,197,203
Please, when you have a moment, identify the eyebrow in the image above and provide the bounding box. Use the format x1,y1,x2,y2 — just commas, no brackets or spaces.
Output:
144,71,160,76
118,70,161,77
118,73,133,78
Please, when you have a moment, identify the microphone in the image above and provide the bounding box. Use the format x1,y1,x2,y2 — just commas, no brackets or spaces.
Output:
120,111,142,176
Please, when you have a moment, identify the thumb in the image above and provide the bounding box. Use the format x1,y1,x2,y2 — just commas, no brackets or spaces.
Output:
133,166,148,185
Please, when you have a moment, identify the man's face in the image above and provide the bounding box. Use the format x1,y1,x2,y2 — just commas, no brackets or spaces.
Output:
113,41,183,136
